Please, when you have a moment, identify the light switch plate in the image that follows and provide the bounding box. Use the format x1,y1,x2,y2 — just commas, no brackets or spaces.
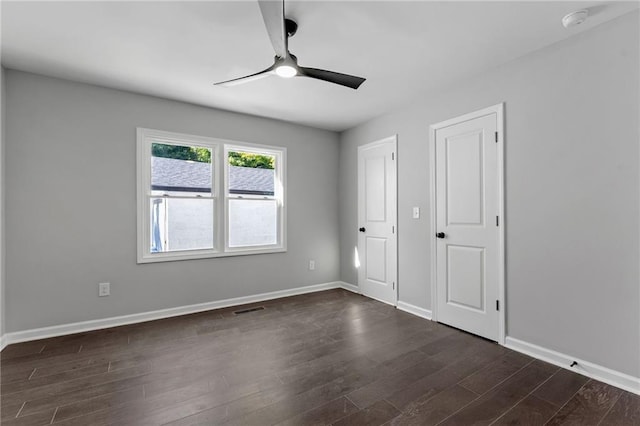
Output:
412,207,420,219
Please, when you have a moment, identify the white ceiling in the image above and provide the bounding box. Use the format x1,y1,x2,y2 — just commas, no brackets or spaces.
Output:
2,1,637,131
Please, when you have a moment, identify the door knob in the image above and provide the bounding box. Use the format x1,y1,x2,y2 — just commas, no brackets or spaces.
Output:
436,232,446,239
359,227,366,232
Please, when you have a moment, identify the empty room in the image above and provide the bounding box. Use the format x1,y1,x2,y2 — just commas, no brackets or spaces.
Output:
0,0,638,425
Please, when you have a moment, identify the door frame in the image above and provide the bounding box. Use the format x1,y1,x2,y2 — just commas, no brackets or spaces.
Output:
357,135,398,306
428,103,506,344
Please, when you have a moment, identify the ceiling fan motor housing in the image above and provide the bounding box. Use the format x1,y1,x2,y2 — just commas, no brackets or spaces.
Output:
285,19,298,37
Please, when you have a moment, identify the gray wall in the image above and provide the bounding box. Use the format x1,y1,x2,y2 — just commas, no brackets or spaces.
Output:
5,71,340,332
339,12,640,377
1,66,5,338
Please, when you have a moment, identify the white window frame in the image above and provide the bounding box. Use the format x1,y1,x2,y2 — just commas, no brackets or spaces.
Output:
137,128,287,263
224,143,285,253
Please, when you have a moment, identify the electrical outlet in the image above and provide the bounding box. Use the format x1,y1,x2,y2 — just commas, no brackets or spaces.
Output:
98,282,110,297
308,260,315,271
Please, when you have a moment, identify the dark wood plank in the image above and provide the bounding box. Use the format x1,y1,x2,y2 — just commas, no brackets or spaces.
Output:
428,335,506,368
51,378,215,425
458,351,532,394
492,395,558,425
1,400,26,421
438,360,558,425
216,369,386,426
2,363,109,394
1,342,46,361
600,392,640,425
365,328,457,365
1,408,56,426
417,332,475,357
389,384,478,426
13,364,153,416
386,342,507,411
130,355,385,426
155,384,290,426
377,350,431,373
331,400,400,426
275,355,390,395
346,357,446,409
532,367,590,406
274,397,359,426
51,384,144,423
546,380,622,425
1,366,36,385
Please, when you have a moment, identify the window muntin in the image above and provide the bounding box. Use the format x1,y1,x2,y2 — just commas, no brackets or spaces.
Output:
137,129,286,263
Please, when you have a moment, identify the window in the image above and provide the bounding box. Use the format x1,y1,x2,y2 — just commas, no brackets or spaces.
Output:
137,128,286,263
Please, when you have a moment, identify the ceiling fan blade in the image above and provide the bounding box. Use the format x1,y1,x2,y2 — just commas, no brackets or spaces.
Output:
214,65,275,87
299,67,366,90
258,0,287,58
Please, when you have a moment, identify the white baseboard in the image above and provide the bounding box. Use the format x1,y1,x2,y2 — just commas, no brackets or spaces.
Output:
505,336,640,396
397,301,433,320
338,281,360,294
2,281,349,347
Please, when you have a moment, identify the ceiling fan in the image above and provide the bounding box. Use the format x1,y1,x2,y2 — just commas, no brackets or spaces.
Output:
215,0,366,90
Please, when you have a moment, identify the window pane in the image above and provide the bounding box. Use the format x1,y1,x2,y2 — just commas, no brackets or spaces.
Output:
152,143,212,195
228,150,275,196
150,198,214,252
228,199,277,247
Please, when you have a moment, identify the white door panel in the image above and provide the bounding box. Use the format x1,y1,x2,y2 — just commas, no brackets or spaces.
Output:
447,245,485,311
365,237,387,283
365,156,387,222
358,137,397,306
433,109,502,341
446,130,484,225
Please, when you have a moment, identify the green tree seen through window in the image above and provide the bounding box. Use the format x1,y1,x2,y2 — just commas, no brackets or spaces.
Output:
228,151,274,169
152,143,211,163
152,144,274,170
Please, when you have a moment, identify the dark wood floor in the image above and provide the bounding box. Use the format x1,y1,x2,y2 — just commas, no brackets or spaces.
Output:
1,289,638,425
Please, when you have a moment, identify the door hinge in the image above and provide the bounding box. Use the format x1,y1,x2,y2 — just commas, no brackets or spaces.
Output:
392,152,395,160
496,216,499,226
496,300,500,311
393,282,395,290
495,132,498,143
392,225,395,233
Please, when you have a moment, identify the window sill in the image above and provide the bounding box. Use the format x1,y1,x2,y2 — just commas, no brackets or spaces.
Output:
137,247,287,264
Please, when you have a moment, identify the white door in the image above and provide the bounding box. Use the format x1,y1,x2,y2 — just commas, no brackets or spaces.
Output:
432,105,504,342
357,136,397,306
